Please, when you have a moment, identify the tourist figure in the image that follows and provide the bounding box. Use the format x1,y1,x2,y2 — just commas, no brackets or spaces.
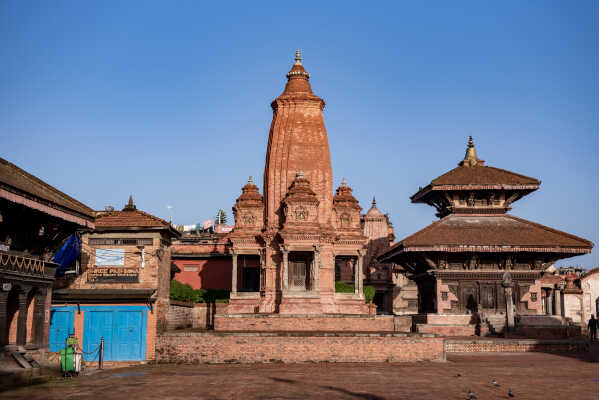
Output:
588,315,598,342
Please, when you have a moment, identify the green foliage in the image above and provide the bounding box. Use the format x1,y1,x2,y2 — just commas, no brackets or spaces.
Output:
335,281,355,293
215,209,227,225
363,285,376,304
169,281,230,303
169,280,200,303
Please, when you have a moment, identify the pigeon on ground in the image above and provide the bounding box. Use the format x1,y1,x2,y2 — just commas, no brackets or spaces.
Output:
508,388,515,397
467,389,477,399
492,379,500,387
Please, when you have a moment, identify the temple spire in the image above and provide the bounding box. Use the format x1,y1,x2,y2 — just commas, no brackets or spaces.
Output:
297,168,304,178
372,196,377,208
341,177,347,187
248,176,254,185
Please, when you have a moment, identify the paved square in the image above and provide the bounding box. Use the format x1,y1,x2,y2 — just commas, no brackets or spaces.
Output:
2,352,599,399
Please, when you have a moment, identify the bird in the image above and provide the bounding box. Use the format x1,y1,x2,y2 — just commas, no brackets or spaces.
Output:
457,372,462,377
467,389,477,399
492,379,500,387
508,388,515,397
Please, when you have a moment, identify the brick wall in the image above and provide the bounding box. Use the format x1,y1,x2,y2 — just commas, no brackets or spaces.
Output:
214,314,397,332
156,332,445,363
446,338,586,353
167,301,194,330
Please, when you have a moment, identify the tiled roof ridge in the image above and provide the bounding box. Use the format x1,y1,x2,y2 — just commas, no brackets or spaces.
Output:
95,208,171,227
504,214,594,248
430,164,541,186
0,157,94,217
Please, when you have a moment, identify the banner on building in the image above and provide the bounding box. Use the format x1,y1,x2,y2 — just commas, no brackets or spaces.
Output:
95,249,125,266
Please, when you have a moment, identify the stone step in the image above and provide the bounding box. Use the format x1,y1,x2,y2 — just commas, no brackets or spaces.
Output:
9,350,32,369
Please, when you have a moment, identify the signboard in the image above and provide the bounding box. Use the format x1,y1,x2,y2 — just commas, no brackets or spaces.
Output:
87,267,139,283
95,249,125,266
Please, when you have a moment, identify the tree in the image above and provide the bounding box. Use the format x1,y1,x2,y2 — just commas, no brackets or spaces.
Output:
215,209,227,225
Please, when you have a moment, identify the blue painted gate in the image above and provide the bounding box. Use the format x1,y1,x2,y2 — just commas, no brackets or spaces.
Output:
83,306,147,361
49,307,75,352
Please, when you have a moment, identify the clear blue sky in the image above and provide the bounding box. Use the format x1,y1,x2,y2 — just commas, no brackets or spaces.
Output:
1,1,598,268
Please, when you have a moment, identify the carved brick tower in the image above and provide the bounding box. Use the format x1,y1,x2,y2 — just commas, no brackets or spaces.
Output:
227,51,369,315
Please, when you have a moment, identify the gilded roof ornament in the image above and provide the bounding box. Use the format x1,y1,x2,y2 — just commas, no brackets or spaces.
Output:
294,48,302,65
123,195,137,211
462,135,479,166
248,176,254,185
297,168,304,178
341,177,347,187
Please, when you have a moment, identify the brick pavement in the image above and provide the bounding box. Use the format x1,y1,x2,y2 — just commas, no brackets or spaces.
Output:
2,348,599,399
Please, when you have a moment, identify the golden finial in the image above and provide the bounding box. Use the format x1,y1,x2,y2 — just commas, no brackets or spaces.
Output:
297,168,304,178
248,176,253,185
294,48,302,65
123,195,137,211
463,135,478,166
341,177,347,187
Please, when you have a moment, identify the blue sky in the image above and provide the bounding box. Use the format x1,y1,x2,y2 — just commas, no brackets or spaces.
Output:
1,1,598,268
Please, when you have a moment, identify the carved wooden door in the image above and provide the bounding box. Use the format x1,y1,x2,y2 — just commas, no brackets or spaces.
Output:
480,285,496,311
289,260,307,290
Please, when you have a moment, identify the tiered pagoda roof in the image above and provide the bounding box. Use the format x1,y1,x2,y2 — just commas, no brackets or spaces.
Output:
379,137,593,262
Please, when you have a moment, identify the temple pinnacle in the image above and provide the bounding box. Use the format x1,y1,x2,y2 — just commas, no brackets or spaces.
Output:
123,195,137,211
294,48,302,65
297,168,304,178
372,196,377,208
463,135,478,166
341,177,347,187
248,176,253,185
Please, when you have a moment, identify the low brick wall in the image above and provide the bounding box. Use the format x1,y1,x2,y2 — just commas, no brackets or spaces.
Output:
156,332,445,363
446,338,587,353
416,324,476,336
515,325,582,339
167,302,228,331
214,314,400,332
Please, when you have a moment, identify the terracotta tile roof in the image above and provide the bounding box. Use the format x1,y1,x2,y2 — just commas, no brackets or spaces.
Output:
430,165,541,186
379,214,593,259
0,157,94,219
95,209,172,230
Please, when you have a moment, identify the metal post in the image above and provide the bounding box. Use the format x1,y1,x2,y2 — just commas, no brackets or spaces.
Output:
99,337,104,369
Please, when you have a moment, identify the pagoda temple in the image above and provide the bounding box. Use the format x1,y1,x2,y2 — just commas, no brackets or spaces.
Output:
225,50,373,315
378,137,593,334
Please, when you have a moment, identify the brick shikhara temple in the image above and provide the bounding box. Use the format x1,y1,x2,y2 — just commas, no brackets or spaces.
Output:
226,50,378,316
378,137,593,334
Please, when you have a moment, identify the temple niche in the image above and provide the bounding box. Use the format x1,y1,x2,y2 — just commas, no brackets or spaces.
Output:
378,137,593,334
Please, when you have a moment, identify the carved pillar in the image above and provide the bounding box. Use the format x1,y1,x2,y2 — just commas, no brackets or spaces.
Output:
357,250,364,295
33,290,46,347
0,291,8,347
231,251,238,294
354,257,359,296
282,246,289,291
502,271,515,331
554,288,562,317
546,289,554,315
312,246,320,292
16,289,30,346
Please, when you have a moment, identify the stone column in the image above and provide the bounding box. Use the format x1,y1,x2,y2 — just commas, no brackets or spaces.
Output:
312,246,320,292
33,291,46,347
502,271,515,331
553,289,561,316
16,290,29,347
0,291,8,347
354,257,360,296
231,251,238,295
357,250,364,295
282,247,289,291
546,289,554,315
